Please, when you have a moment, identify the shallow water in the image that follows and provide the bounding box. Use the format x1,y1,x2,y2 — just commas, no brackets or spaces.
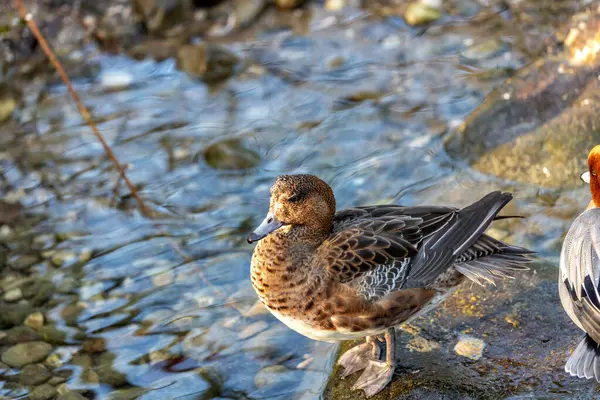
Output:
0,1,592,399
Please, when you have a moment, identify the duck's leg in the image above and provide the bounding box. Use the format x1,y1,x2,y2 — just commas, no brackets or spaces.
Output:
338,336,381,378
352,328,396,398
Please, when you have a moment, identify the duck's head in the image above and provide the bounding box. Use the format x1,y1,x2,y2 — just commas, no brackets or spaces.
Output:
582,145,600,207
247,174,336,243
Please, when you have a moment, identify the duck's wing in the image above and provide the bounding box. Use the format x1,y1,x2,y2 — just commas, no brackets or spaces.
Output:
560,209,600,342
319,215,423,284
559,209,600,381
316,205,457,300
322,192,516,300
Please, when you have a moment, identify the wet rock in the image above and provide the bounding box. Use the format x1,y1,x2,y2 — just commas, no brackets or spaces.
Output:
176,43,239,82
446,58,600,188
48,376,67,385
70,353,93,369
29,383,57,400
56,277,77,294
83,337,106,353
325,0,345,11
107,387,147,400
404,2,442,26
0,303,35,328
4,287,23,302
95,352,128,387
45,353,63,368
5,326,40,344
242,300,269,317
233,0,267,29
49,250,78,268
57,392,88,400
61,303,84,325
134,0,194,35
2,341,53,368
19,364,51,385
8,255,39,271
255,365,296,388
454,336,485,360
461,38,507,61
24,312,45,330
22,279,54,306
238,320,269,339
37,326,67,345
407,335,440,353
99,70,134,90
0,85,17,123
275,0,306,9
82,368,100,384
445,8,600,188
203,139,260,170
0,200,22,225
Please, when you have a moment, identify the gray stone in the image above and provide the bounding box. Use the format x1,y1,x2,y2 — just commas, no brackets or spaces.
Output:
4,287,23,302
1,341,53,367
176,43,239,83
22,279,54,306
255,365,296,388
107,387,146,400
19,363,51,385
0,303,35,328
57,393,88,400
95,352,128,387
24,312,44,330
204,139,260,170
5,326,40,344
8,255,38,271
37,326,67,345
47,376,67,385
28,383,57,400
70,353,93,369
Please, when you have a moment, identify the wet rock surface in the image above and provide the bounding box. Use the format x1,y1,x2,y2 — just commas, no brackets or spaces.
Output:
445,6,600,188
325,263,599,399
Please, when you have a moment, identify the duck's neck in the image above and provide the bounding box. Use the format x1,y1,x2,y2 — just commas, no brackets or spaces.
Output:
589,179,600,209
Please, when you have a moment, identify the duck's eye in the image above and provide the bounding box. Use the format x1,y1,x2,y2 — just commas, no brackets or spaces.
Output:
287,193,303,203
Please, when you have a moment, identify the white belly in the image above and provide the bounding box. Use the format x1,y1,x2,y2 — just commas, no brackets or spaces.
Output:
268,308,389,342
266,289,456,343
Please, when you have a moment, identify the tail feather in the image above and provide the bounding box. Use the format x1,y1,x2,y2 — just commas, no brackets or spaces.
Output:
454,234,533,285
455,257,531,286
406,191,514,286
565,334,600,382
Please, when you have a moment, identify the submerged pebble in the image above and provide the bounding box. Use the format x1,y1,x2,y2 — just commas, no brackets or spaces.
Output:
255,365,294,388
204,139,261,170
19,363,52,385
29,383,57,400
4,287,23,302
404,2,441,26
24,312,45,330
2,341,53,367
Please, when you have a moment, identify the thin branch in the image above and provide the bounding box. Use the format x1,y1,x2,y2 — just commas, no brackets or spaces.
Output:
13,0,151,217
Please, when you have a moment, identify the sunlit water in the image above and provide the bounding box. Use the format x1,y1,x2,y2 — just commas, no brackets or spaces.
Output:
0,2,591,399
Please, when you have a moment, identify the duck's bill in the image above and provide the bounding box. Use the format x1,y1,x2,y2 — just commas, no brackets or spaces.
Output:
581,171,591,184
247,213,284,243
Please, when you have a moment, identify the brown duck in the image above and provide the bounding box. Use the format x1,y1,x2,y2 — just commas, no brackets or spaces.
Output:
248,174,533,397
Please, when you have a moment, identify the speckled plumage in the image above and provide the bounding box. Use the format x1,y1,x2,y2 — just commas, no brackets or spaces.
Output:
249,174,533,397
